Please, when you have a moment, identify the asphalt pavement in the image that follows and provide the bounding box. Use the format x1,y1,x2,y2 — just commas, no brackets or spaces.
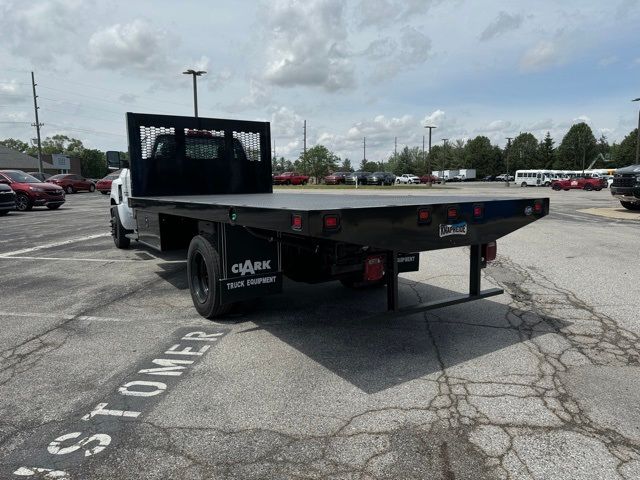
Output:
0,184,638,479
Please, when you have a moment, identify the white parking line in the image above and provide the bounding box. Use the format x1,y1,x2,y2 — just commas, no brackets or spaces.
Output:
0,233,110,257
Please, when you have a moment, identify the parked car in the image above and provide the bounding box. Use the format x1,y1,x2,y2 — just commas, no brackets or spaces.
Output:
366,172,395,185
26,172,52,182
396,174,420,184
0,170,65,211
419,174,439,184
344,171,370,185
0,182,16,215
495,174,514,181
551,176,606,191
272,172,309,185
47,174,95,193
483,175,496,181
96,170,122,195
324,172,348,185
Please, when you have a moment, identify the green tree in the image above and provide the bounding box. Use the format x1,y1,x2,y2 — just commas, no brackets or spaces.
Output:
612,128,638,167
510,132,540,171
341,158,353,172
387,146,420,175
26,134,84,156
538,132,555,168
79,148,106,178
297,144,338,181
0,138,30,153
555,122,597,170
464,136,497,177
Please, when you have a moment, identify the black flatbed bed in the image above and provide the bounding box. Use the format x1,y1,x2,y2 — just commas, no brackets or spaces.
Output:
131,192,514,210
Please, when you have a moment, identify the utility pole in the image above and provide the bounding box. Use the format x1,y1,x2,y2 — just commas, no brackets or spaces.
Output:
633,98,640,164
441,138,449,182
424,125,437,186
394,136,397,156
505,137,513,187
30,71,44,174
363,137,366,164
182,69,206,118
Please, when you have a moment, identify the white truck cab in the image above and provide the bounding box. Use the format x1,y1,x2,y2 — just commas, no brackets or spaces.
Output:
109,169,136,247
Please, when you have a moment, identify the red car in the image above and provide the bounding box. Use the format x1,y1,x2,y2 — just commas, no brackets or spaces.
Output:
47,174,96,193
96,170,121,195
324,172,348,185
273,172,309,185
419,174,439,184
551,176,606,191
0,170,65,211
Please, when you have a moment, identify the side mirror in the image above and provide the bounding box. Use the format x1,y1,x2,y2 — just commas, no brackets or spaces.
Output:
106,151,121,170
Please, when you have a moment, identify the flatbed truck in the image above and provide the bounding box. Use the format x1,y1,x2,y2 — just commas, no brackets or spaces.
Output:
110,113,549,319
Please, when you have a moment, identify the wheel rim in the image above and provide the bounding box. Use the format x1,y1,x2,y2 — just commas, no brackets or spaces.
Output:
16,195,28,210
66,186,73,193
191,252,210,304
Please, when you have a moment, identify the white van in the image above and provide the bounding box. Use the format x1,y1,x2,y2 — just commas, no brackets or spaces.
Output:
515,170,553,187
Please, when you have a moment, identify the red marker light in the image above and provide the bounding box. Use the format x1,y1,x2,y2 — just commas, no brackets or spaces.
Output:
291,214,303,231
473,205,483,218
482,241,497,262
447,207,458,219
418,208,431,224
323,214,340,230
534,201,543,214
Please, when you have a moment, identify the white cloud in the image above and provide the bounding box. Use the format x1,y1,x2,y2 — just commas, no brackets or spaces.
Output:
520,40,560,72
479,11,524,41
88,20,173,72
0,81,27,104
262,0,354,92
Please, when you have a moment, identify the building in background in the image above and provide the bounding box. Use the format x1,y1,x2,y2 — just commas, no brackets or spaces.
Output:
0,145,81,175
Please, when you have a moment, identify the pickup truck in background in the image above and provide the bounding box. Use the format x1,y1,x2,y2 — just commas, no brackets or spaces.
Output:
610,164,640,210
551,176,606,191
273,172,309,185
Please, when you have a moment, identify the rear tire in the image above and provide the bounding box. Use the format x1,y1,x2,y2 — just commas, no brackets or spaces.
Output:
65,185,74,194
46,204,61,210
584,184,593,191
110,206,131,249
620,201,640,211
100,191,108,195
552,184,561,191
89,184,96,192
521,182,527,187
187,234,232,319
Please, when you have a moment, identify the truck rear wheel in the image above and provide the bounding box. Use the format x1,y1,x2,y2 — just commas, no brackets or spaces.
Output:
187,234,232,319
620,201,640,211
111,207,131,249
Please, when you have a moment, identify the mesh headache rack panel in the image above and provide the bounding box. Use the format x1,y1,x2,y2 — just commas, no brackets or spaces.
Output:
127,113,272,197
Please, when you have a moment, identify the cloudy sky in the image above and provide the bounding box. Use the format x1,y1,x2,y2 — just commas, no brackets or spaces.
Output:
0,0,639,162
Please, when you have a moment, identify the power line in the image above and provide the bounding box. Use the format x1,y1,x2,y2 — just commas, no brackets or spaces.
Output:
45,123,125,138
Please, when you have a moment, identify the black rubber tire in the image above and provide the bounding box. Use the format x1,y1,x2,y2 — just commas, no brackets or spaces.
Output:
89,184,96,192
595,187,602,191
544,181,551,187
620,201,640,211
302,180,307,185
285,180,291,185
46,204,61,210
110,206,131,249
0,210,8,216
15,193,32,211
65,185,74,194
584,184,593,191
100,191,109,195
552,184,561,191
187,234,232,319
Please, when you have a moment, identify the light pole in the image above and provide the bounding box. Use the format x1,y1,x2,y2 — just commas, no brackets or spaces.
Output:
505,137,513,187
633,98,640,164
425,125,436,186
182,69,206,118
441,138,449,182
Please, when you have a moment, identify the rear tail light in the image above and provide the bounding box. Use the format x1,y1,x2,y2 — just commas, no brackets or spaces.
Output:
364,255,386,282
323,214,340,231
482,242,497,262
291,214,303,231
447,206,459,220
473,204,484,219
533,201,543,214
417,207,431,225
